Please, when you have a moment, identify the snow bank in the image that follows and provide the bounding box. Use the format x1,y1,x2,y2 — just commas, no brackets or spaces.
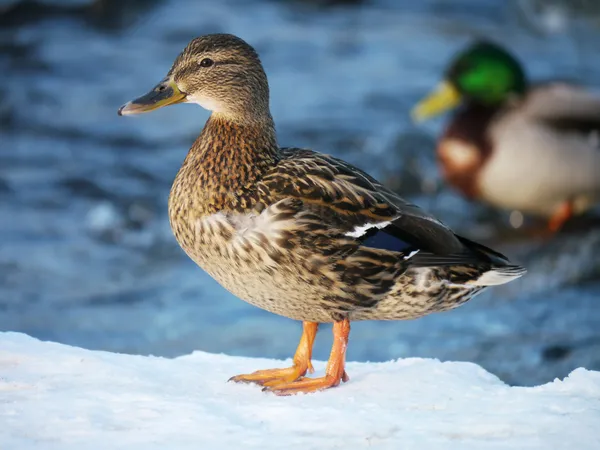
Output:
1,332,599,450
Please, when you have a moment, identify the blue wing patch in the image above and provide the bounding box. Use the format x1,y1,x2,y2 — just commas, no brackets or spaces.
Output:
359,226,415,254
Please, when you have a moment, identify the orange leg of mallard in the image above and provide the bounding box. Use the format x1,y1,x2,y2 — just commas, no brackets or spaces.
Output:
548,201,574,233
263,318,351,396
229,321,318,386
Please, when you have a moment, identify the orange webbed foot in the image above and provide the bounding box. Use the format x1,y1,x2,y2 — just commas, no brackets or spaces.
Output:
548,201,574,233
229,361,314,386
229,322,318,387
263,370,349,396
263,318,351,396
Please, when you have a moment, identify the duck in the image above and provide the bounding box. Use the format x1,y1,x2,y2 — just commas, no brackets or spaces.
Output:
412,41,600,232
118,34,525,396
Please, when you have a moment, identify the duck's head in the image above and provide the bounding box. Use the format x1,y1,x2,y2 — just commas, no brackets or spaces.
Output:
412,41,526,121
118,34,270,122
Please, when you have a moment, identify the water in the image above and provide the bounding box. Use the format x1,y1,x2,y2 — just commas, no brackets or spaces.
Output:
2,0,600,386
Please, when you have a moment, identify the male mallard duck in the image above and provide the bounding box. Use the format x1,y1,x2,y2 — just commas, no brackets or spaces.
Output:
412,41,600,232
119,34,525,395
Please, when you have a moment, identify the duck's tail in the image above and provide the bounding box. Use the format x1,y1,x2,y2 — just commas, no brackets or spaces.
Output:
457,235,527,286
404,234,526,286
468,264,527,286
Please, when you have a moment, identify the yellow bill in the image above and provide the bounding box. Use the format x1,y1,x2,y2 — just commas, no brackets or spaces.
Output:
118,77,186,116
411,81,462,122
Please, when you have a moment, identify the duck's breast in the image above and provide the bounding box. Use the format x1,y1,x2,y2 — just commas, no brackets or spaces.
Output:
169,198,342,322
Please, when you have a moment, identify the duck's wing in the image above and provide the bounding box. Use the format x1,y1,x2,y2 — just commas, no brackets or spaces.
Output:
524,82,600,134
260,148,504,266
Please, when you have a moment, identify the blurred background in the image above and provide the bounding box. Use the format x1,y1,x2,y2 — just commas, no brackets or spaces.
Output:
2,0,600,386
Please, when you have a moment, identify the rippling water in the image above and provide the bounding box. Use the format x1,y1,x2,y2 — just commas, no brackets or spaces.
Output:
2,0,600,386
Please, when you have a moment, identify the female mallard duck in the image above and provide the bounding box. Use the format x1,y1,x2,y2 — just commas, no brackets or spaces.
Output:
412,41,600,232
119,34,525,396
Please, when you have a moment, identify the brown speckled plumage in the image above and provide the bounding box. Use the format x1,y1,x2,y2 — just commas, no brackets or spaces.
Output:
168,121,512,323
120,34,525,394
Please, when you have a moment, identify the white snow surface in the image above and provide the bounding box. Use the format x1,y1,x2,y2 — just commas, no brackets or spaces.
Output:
1,332,599,450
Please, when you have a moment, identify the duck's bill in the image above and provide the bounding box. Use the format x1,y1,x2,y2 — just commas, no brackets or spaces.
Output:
118,77,186,116
411,81,462,122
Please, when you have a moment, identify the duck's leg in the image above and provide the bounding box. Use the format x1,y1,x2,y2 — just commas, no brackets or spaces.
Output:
229,321,318,386
548,200,574,233
263,318,350,396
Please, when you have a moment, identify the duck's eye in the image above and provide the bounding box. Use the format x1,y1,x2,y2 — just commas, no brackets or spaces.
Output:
199,58,214,68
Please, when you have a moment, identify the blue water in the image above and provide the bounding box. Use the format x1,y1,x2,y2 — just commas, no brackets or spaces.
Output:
2,0,600,386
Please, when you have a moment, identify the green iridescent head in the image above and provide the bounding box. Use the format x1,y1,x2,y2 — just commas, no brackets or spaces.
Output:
448,41,526,104
412,41,527,121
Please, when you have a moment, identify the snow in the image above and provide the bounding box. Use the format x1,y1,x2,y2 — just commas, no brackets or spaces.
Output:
1,332,599,450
